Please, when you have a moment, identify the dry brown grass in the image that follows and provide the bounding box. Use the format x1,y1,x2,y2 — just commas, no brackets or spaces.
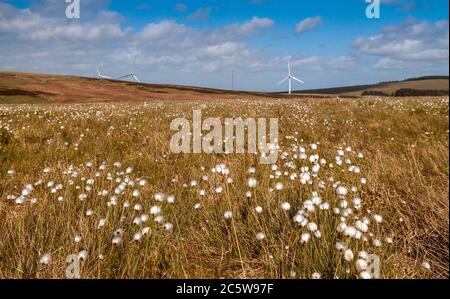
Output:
0,96,448,279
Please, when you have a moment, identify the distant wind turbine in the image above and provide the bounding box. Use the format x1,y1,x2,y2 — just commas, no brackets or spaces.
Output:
277,61,304,94
96,66,112,79
117,57,141,83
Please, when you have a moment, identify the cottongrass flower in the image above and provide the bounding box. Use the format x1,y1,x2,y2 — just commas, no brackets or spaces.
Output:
97,218,106,229
274,182,284,191
256,232,266,241
167,195,175,204
78,250,88,261
373,214,383,223
86,209,94,217
355,220,369,233
300,232,311,243
163,222,173,232
194,203,202,210
385,237,393,244
307,222,318,232
215,186,224,194
319,202,330,210
154,215,165,224
39,253,52,265
132,190,141,198
150,205,161,215
336,186,348,197
133,232,143,242
294,214,308,227
344,249,354,262
154,192,166,202
247,178,257,188
255,206,263,214
281,202,291,211
190,180,198,187
74,234,82,243
141,227,151,235
372,239,382,247
421,261,431,270
336,241,347,251
311,272,321,279
112,236,123,245
224,211,233,220
133,217,142,226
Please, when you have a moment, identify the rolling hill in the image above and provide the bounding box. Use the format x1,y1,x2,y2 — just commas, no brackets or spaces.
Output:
0,72,448,104
295,76,449,96
0,72,333,104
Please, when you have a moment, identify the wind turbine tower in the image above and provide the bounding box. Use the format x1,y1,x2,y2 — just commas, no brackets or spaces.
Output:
277,61,304,94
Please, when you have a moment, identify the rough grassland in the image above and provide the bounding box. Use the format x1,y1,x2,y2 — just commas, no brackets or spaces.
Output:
0,97,448,279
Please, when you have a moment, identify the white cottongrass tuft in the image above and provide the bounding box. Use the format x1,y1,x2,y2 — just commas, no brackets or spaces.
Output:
256,232,266,241
224,211,233,220
39,253,52,265
281,202,291,211
344,249,354,262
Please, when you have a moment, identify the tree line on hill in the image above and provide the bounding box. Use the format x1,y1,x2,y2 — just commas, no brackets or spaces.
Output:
362,89,449,97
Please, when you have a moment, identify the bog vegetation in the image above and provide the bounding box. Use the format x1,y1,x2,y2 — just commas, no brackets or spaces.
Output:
0,96,448,279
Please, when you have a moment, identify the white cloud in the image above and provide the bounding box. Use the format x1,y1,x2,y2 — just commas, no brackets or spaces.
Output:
354,18,449,69
224,17,274,37
137,20,187,41
295,16,322,35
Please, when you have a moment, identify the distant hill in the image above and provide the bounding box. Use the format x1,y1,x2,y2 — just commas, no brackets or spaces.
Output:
0,72,448,104
0,72,338,104
295,76,449,96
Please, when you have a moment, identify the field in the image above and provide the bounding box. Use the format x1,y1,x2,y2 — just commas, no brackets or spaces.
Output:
0,96,448,279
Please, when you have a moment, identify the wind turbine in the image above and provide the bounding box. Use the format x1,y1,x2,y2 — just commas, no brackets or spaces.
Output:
277,61,304,94
117,57,141,83
96,66,112,79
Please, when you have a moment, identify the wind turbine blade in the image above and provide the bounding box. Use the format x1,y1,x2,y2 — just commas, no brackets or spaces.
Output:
132,74,140,83
291,76,304,84
277,76,289,86
117,74,131,80
288,62,291,76
96,66,100,77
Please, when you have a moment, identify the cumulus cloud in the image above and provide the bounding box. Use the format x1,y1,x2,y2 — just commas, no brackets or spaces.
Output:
0,2,283,82
353,17,449,69
295,16,322,35
225,17,274,37
137,20,187,41
0,3,129,41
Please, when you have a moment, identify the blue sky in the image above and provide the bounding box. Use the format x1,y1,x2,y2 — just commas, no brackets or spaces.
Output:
0,0,448,91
